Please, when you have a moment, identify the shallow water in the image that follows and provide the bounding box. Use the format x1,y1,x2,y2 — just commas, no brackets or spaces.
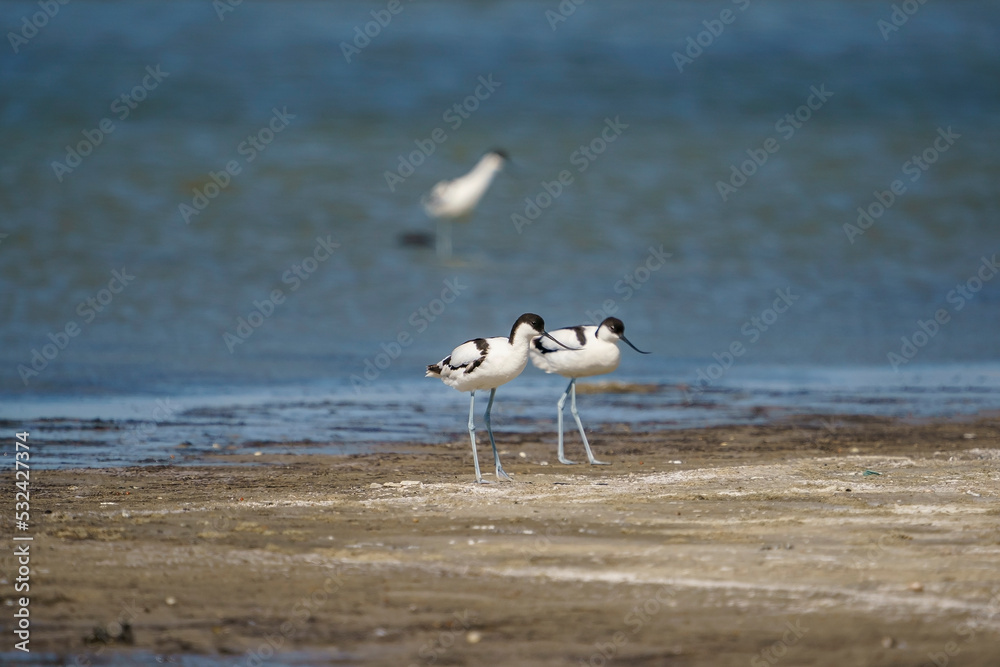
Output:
6,362,1000,469
1,1,998,467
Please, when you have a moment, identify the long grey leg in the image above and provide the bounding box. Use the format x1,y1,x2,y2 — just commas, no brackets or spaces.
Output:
556,379,575,464
570,380,608,465
468,392,484,483
484,388,512,481
436,218,452,260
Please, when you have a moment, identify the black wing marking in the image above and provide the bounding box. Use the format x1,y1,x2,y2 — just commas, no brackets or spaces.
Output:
464,339,490,374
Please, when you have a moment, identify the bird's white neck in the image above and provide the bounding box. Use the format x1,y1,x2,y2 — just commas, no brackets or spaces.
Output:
509,324,539,349
466,153,504,187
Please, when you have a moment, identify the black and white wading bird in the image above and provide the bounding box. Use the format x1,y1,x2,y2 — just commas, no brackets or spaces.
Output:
427,313,571,483
422,149,508,259
529,317,650,465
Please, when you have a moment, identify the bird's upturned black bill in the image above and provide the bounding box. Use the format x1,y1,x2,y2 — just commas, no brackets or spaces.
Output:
542,331,580,351
621,336,650,354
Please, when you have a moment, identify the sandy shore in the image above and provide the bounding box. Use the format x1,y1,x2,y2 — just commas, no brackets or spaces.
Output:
11,415,1000,665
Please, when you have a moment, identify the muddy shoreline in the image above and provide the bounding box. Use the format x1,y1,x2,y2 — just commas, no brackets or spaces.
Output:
8,415,1000,665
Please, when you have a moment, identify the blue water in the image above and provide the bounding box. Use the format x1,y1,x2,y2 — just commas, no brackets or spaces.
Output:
1,1,999,467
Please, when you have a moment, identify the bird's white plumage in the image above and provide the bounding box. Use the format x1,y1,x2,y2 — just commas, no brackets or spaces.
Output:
422,150,508,259
529,317,649,465
441,338,489,370
422,151,506,220
530,324,622,378
429,338,521,392
427,315,543,393
426,313,561,483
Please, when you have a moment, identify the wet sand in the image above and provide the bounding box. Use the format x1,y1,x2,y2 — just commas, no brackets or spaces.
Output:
14,415,1000,665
